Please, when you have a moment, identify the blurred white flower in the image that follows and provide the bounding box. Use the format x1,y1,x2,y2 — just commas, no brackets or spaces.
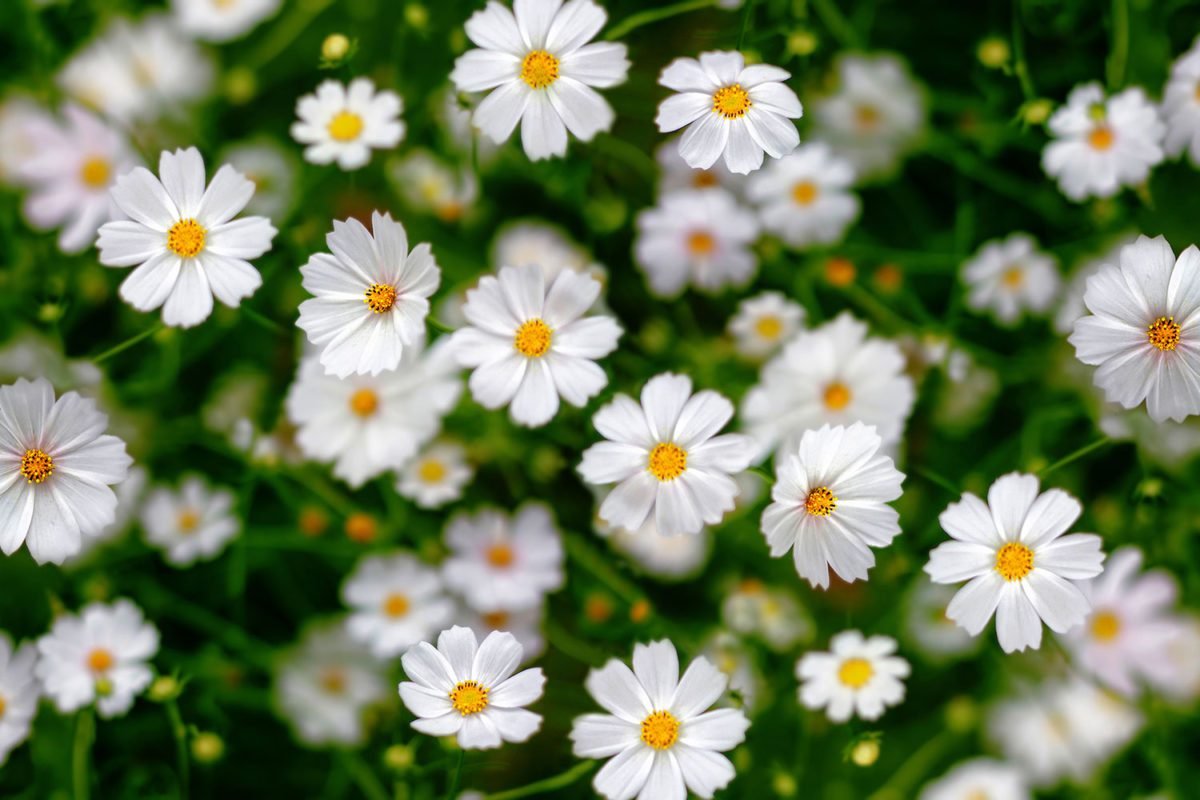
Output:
342,553,455,659
141,475,239,567
700,632,761,712
292,78,405,170
66,465,148,566
962,233,1060,326
656,137,745,196
1053,236,1134,335
172,0,280,41
439,87,500,162
904,581,982,662
492,220,605,286
221,140,297,221
396,441,474,509
0,634,38,766
797,630,909,722
1155,616,1200,702
728,291,805,359
458,604,546,663
0,95,51,186
391,150,477,222
919,758,1029,800
1163,36,1200,166
746,143,859,247
721,579,812,651
594,499,712,580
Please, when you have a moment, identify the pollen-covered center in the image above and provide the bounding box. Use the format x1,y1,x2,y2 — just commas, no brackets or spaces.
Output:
687,231,716,256
418,458,447,483
167,218,206,258
994,542,1034,581
521,50,560,89
79,156,111,188
854,104,881,130
349,388,379,417
1146,316,1181,351
364,283,397,314
805,486,837,517
382,592,410,618
514,319,553,357
754,315,783,340
482,610,509,628
712,84,752,119
0,696,6,718
449,680,489,715
792,181,819,205
647,442,688,482
1088,126,1115,151
177,509,200,534
823,381,852,410
319,667,347,694
692,171,718,188
20,448,54,484
486,543,514,568
1090,610,1121,642
837,657,873,688
87,648,114,673
327,110,364,142
640,710,680,750
1002,266,1024,288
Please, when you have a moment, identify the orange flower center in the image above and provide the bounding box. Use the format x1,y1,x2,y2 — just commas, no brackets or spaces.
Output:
79,157,111,188
20,449,54,484
805,486,837,517
87,648,114,673
1090,610,1121,642
994,542,1034,581
647,442,688,482
349,388,379,417
792,181,819,205
364,283,397,313
1088,126,1115,151
823,382,852,410
327,111,364,142
382,593,409,618
167,218,206,258
837,657,873,688
521,50,560,89
1146,316,1181,351
449,680,489,715
486,543,514,568
514,319,552,357
640,710,680,749
712,84,752,119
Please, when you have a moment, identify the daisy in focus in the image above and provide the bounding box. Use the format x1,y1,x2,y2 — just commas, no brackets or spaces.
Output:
172,0,281,41
961,233,1061,326
442,504,564,612
0,634,37,766
655,50,802,175
1163,37,1200,166
924,472,1105,653
140,475,239,567
292,78,405,170
727,291,805,358
570,639,750,800
449,0,629,161
579,372,756,536
919,759,1029,800
342,553,455,659
745,143,860,248
96,147,278,328
396,440,474,509
796,630,909,722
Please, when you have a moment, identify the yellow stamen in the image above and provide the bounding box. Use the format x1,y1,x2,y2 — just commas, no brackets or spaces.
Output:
1146,316,1181,351
687,231,715,256
382,593,409,618
87,648,114,673
1002,266,1024,288
486,543,514,568
640,710,680,750
754,315,783,341
178,509,200,534
805,486,837,517
449,680,489,715
481,611,509,629
349,388,379,417
521,50,560,89
647,443,687,482
514,319,552,357
712,84,752,119
364,283,397,314
854,104,880,130
692,171,718,189
837,657,873,688
319,667,347,694
823,382,851,410
418,459,447,483
79,157,111,189
792,181,819,205
1090,610,1121,642
994,542,1034,581
20,449,54,484
167,218,206,258
327,111,364,142
1088,126,1115,151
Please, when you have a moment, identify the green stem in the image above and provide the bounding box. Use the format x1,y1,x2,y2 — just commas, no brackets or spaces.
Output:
165,699,190,800
563,533,644,605
866,731,951,800
1106,0,1129,91
336,750,390,800
446,748,465,799
604,0,720,41
90,324,162,364
748,466,773,483
810,0,860,48
1038,437,1112,478
912,467,960,496
244,0,337,70
427,316,456,334
1010,1,1036,100
736,0,756,50
484,761,596,800
242,306,286,334
73,708,94,800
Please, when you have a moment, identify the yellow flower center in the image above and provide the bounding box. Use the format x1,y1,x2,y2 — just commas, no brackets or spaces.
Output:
792,181,819,205
805,486,837,517
712,84,752,119
823,382,851,410
167,218,206,258
349,388,379,417
319,667,347,695
79,157,111,188
87,648,114,673
449,680,489,715
1146,316,1181,351
837,657,873,688
514,318,553,357
327,110,364,142
418,458,447,483
687,231,715,256
481,610,509,628
754,315,783,340
364,283,397,313
177,509,200,534
19,449,54,484
994,542,1034,581
692,171,719,188
382,593,410,618
486,543,514,568
1088,126,1115,151
1090,610,1121,642
521,50,560,89
0,696,5,718
640,710,680,750
1002,266,1024,288
647,442,688,482
854,104,881,130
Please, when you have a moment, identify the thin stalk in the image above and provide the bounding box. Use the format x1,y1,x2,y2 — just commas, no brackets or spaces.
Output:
563,533,644,605
484,761,596,800
736,0,756,50
446,748,465,799
336,750,390,800
73,708,95,800
242,306,286,334
90,324,162,364
866,731,951,800
811,0,860,48
1038,437,1112,478
912,467,960,496
165,699,191,800
604,0,720,41
1106,0,1130,91
1010,1,1036,100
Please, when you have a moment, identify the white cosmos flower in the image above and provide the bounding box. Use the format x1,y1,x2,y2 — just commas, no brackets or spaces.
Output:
1054,236,1134,335
1068,235,1200,422
962,233,1060,326
924,472,1105,654
904,581,982,662
451,264,622,427
459,605,546,663
172,0,281,41
919,758,1030,800
65,464,147,566
396,440,474,509
594,500,712,581
493,220,606,286
655,50,802,175
721,579,813,651
0,634,37,766
297,211,440,377
656,137,745,196
1042,82,1165,201
221,140,297,221
391,150,478,223
0,96,52,186
442,503,565,612
1163,37,1200,166
579,373,755,537
35,599,159,719
796,630,909,722
140,475,239,567
341,553,455,659
0,377,132,565
449,0,629,161
570,639,750,800
291,78,405,170
727,291,805,359
741,312,915,460
745,143,859,248
1156,616,1200,702
96,147,278,328
634,189,759,298
761,423,905,589
399,626,545,750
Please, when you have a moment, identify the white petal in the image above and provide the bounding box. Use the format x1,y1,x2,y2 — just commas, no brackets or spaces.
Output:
585,659,652,723
677,707,749,751
472,631,524,686
520,92,569,161
995,583,1043,652
632,640,678,709
593,745,655,800
571,713,639,758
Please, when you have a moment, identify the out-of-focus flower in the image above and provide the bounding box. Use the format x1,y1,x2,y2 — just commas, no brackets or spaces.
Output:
391,150,477,222
0,634,38,766
656,137,745,196
796,630,909,722
701,632,761,712
292,78,405,170
721,579,812,651
0,95,52,185
1163,36,1200,166
904,581,981,661
67,465,148,566
172,0,281,42
594,499,712,580
439,88,500,162
919,758,1029,800
141,475,239,567
727,291,805,359
492,220,606,287
342,553,455,659
1155,616,1200,702
746,143,859,248
458,605,545,663
221,140,297,221
1054,236,1134,335
962,233,1060,326
396,440,474,509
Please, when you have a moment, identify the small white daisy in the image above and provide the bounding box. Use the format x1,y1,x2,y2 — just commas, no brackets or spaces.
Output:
745,142,860,248
449,0,629,161
1069,235,1200,423
0,96,52,186
342,553,455,659
579,372,755,537
390,150,477,223
1156,617,1200,702
399,626,545,750
727,291,805,358
291,78,405,170
1042,82,1165,201
656,50,802,175
570,639,750,800
459,605,546,663
96,147,278,328
221,140,297,221
451,264,622,428
35,599,159,719
919,758,1030,800
396,440,474,509
924,472,1105,654
594,501,713,581
1163,37,1200,166
297,211,440,378
0,634,38,766
172,0,281,41
796,630,909,722
140,475,239,567
442,503,564,612
962,233,1061,326
656,137,745,196
721,579,813,651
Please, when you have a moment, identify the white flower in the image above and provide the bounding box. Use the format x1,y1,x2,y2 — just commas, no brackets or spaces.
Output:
396,441,474,509
459,605,546,663
140,475,239,567
0,96,52,186
96,147,278,328
439,87,500,163
796,630,909,722
903,581,981,662
35,599,159,718
442,503,564,612
1042,82,1165,201
275,620,389,747
655,50,802,175
297,211,440,377
285,341,462,489
0,377,132,565
342,553,455,659
391,150,478,223
1053,236,1134,335
655,137,745,196
449,0,629,161
492,220,605,286
700,632,761,712
1069,235,1200,422
451,264,621,427
594,501,712,580
0,634,37,766
291,78,404,170
579,373,755,536
721,579,813,651
919,758,1030,800
570,639,750,800
746,143,859,248
962,233,1060,326
399,626,545,750
221,140,297,221
634,189,759,298
741,312,915,459
761,423,905,589
1163,37,1200,166
66,465,148,566
727,291,805,359
924,472,1105,653
172,0,281,41
1156,616,1200,702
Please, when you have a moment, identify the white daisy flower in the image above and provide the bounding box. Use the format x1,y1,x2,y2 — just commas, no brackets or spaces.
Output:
727,291,805,359
796,630,910,722
441,503,564,612
35,599,159,719
1068,235,1200,423
579,372,755,537
962,233,1061,326
140,475,239,567
656,137,745,196
1163,36,1200,166
721,579,812,651
399,626,545,750
919,758,1030,800
297,211,440,378
1053,237,1134,335
761,423,905,589
924,472,1105,654
745,143,860,248
221,140,297,221
96,147,278,328
172,0,281,41
0,377,132,565
390,150,478,223
1042,82,1165,201
492,220,604,285
655,50,802,175
903,581,981,662
451,264,621,428
570,639,750,800
66,464,148,566
459,605,546,663
439,87,501,163
0,96,52,186
342,553,455,659
594,501,712,581
1156,616,1200,702
291,78,405,170
741,312,915,460
634,189,759,298
449,0,629,161
0,634,38,766
396,440,474,509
